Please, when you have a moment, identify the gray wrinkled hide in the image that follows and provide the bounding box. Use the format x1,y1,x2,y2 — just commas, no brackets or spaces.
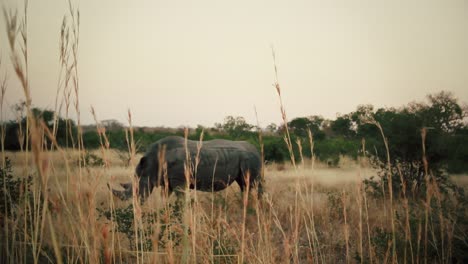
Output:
114,136,262,201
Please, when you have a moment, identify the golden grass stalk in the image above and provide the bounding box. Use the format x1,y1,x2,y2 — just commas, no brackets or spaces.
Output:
356,171,364,264
182,127,193,263
91,107,118,262
366,119,397,263
46,213,63,264
269,195,291,262
271,47,302,263
376,122,397,263
360,138,374,264
67,1,85,172
50,15,72,151
240,171,250,264
3,3,54,263
363,182,373,264
0,58,7,166
0,52,11,263
308,130,315,170
271,48,296,169
90,106,111,168
126,110,137,167
342,190,350,263
125,110,145,263
421,127,430,264
397,164,414,264
254,106,265,194
4,1,32,169
306,129,323,263
192,128,204,264
431,174,446,263
297,138,304,167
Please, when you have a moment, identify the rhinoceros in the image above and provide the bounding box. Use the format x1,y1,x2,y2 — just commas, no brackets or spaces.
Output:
111,136,263,202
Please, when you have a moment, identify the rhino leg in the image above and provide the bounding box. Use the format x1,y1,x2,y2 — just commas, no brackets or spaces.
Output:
237,165,263,200
254,179,264,199
238,161,259,193
235,176,246,192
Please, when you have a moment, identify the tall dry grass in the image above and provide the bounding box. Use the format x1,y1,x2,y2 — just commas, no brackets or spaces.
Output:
0,2,467,264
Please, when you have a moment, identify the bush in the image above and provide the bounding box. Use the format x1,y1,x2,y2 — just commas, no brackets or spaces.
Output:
83,152,105,167
363,155,464,200
99,203,183,251
0,157,33,216
315,138,360,164
263,136,288,162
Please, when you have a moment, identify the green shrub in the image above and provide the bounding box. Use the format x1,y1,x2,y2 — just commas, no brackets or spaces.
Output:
0,157,33,216
83,152,105,167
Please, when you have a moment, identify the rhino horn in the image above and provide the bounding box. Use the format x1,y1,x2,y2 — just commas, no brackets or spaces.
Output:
108,183,133,200
120,182,132,190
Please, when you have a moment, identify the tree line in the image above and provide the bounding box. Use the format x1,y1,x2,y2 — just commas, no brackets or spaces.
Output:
2,91,467,173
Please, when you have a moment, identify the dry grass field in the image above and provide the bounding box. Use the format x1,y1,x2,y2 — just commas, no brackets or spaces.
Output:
4,151,369,263
2,149,466,263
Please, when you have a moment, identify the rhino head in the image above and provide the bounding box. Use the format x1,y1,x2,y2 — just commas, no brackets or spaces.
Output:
111,156,156,202
109,182,133,200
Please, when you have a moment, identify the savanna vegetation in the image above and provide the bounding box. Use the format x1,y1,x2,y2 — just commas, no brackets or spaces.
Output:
1,1,467,264
4,90,467,173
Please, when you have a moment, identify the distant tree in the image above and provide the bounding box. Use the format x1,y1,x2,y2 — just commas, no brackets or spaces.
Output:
350,104,379,140
266,123,278,133
445,126,468,173
3,121,23,150
1,106,76,150
413,91,464,132
330,114,356,138
213,122,223,132
191,125,212,140
82,130,101,149
12,101,27,121
263,136,288,162
352,104,375,121
33,107,77,148
373,107,423,162
102,119,124,131
288,117,308,137
321,119,333,138
219,116,254,138
355,92,468,197
288,115,325,140
32,108,54,125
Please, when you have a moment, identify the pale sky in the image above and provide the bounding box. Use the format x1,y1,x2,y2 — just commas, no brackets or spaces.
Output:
1,0,467,128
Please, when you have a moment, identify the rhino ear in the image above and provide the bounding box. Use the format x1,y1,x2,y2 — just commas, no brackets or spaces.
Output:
139,157,147,167
136,157,147,176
